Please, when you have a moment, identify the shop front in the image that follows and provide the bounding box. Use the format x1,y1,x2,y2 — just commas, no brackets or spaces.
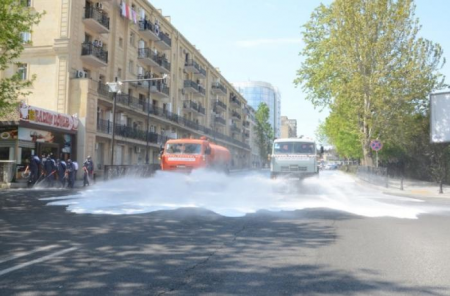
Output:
0,103,78,183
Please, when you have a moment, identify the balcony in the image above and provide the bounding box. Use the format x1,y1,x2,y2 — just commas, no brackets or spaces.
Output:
130,75,150,91
215,116,226,126
83,7,110,34
194,65,206,79
137,48,159,67
183,100,206,116
211,82,227,96
138,20,160,41
214,100,227,113
155,32,171,51
196,85,206,97
81,43,108,67
184,80,199,93
156,55,171,74
185,59,198,74
232,110,241,120
116,93,145,112
244,131,250,138
230,95,242,108
230,123,241,133
150,80,170,99
243,120,250,129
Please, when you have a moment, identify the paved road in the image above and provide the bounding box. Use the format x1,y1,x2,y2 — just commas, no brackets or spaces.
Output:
1,171,450,295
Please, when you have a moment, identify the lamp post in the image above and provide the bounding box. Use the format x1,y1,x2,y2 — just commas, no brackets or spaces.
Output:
106,74,168,167
145,72,152,165
106,81,122,166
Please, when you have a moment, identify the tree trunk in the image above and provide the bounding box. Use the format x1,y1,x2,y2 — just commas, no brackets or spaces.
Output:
362,141,373,166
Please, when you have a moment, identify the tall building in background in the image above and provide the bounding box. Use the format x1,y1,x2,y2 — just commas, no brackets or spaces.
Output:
233,81,281,138
280,116,297,138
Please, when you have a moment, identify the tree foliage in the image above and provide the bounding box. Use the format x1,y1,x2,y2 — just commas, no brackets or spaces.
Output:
0,0,44,115
295,0,445,166
255,102,274,162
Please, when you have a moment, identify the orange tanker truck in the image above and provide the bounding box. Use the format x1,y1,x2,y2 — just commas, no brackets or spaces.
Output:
160,137,231,172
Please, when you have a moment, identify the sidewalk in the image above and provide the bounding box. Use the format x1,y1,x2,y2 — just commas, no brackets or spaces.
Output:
356,176,450,199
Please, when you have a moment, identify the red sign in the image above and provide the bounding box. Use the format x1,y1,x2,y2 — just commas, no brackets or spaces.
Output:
370,140,383,151
19,103,79,131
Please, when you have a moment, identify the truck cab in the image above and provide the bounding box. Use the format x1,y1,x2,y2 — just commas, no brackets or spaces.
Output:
270,138,319,179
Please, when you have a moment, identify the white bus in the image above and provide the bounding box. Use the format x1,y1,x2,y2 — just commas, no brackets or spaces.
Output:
269,138,319,179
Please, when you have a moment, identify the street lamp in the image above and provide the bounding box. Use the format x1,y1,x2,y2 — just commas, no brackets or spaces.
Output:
106,74,168,166
106,80,122,166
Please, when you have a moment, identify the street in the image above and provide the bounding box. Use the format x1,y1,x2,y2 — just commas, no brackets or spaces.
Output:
1,170,450,295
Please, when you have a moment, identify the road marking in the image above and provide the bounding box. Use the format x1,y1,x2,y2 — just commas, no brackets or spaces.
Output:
0,247,78,277
0,245,60,264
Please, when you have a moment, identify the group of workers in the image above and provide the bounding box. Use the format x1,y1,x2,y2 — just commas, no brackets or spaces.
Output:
26,154,94,189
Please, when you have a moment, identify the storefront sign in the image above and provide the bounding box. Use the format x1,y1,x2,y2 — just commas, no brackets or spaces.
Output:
19,102,79,131
0,127,18,140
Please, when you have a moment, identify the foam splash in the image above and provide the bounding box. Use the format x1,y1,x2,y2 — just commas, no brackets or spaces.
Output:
42,170,436,219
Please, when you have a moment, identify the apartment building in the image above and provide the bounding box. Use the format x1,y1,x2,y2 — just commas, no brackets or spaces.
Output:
280,116,297,138
0,0,256,177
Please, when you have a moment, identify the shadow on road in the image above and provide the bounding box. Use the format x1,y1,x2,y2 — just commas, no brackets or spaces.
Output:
0,190,447,295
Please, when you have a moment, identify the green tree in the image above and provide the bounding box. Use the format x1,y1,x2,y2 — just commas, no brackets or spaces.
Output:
295,0,445,166
0,0,44,115
255,102,274,163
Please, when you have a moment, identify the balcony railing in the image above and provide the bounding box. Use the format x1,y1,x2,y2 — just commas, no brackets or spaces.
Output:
215,100,227,111
96,83,250,150
183,100,206,115
230,95,242,108
97,118,171,145
243,121,250,128
138,48,159,64
197,85,206,96
84,7,110,31
159,33,172,48
215,116,226,125
230,124,241,133
232,110,241,120
212,82,227,95
184,80,199,92
81,43,108,64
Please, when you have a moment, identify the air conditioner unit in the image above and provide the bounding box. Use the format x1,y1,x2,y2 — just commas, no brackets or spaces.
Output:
76,70,86,78
96,2,103,10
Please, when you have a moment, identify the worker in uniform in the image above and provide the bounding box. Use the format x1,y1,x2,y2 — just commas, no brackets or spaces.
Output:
66,159,75,189
56,159,67,188
28,154,41,187
44,153,56,187
83,156,94,187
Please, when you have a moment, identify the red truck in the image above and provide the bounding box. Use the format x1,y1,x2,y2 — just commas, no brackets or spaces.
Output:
160,137,231,173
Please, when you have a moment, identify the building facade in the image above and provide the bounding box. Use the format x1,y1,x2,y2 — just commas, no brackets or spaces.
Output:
232,81,281,138
0,0,257,176
280,116,297,138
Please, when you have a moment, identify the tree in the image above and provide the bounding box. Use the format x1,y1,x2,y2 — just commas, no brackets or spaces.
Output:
0,0,44,115
255,102,274,163
295,0,445,166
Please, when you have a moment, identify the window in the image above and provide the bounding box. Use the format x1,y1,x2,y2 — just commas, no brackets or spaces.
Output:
118,37,123,48
129,32,135,46
17,63,27,80
128,60,134,74
21,0,31,7
20,32,31,43
117,68,122,80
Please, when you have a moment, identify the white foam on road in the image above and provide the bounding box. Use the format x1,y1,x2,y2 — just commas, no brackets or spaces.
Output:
42,170,441,219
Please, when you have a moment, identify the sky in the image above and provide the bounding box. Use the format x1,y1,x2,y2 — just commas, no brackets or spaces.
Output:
150,0,450,140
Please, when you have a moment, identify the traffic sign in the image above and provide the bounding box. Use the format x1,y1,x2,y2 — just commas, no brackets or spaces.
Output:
370,140,383,151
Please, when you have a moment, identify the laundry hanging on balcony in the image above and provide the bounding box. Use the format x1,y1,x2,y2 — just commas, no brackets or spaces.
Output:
120,2,137,24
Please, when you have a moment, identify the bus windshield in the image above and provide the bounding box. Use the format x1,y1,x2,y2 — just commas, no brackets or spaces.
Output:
166,143,202,155
274,142,316,155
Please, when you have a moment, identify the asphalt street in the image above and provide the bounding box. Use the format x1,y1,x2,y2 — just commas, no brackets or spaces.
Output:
1,171,450,295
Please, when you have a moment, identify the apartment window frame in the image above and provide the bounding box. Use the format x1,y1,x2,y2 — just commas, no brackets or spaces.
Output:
17,63,28,80
118,37,123,48
117,68,122,80
20,32,32,44
128,60,134,75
